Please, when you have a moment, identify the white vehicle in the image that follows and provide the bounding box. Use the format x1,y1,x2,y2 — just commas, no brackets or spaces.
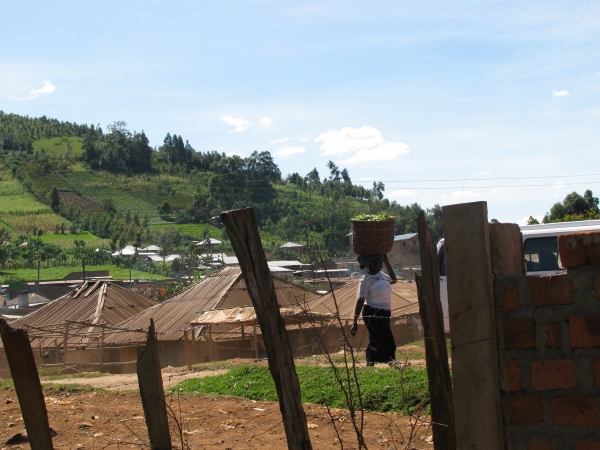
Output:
437,219,600,333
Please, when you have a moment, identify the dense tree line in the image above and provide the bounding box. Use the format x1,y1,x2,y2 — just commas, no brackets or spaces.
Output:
0,110,90,154
528,189,600,224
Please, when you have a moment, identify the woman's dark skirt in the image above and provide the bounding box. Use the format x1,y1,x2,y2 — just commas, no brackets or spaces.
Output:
362,304,396,365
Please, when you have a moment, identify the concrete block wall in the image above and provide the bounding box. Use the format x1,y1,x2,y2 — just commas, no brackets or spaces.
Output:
494,230,600,450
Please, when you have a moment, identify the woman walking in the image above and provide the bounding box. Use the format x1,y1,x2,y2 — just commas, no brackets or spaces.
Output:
350,254,397,366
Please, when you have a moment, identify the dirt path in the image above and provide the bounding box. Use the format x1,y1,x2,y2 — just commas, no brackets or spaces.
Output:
1,389,433,449
41,369,228,390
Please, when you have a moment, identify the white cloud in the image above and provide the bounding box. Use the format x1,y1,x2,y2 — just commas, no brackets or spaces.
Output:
28,80,57,99
275,146,306,158
259,117,274,128
298,136,311,142
553,89,570,97
342,142,410,164
389,189,415,199
553,181,565,197
270,137,289,144
359,177,374,181
475,171,490,176
226,150,244,157
314,126,409,164
220,115,251,132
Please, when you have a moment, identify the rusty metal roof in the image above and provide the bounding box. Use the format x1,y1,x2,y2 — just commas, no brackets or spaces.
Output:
8,281,156,330
305,280,420,319
1,281,156,349
105,266,318,344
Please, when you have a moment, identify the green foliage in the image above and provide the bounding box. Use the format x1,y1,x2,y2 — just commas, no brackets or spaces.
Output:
352,214,395,221
0,264,167,283
527,216,540,225
544,189,600,223
172,365,430,414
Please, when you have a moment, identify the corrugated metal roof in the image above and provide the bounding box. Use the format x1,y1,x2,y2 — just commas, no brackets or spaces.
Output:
105,266,318,344
394,233,418,241
1,281,156,349
8,281,155,330
305,280,420,319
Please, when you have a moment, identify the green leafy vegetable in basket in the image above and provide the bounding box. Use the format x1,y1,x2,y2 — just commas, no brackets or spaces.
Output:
352,214,396,221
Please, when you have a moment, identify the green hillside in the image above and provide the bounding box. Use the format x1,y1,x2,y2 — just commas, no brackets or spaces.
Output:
0,111,444,269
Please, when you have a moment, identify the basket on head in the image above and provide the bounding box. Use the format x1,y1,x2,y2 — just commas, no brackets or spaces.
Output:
351,218,395,255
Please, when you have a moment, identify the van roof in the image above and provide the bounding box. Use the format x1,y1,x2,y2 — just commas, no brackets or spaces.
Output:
520,219,600,238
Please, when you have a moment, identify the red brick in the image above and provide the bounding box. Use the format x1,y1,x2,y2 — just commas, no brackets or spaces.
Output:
504,318,536,349
559,233,587,268
577,442,600,450
499,277,520,311
509,394,544,424
592,360,600,389
529,437,558,450
531,360,576,390
547,322,562,348
558,231,600,268
552,396,600,428
594,272,600,301
506,359,522,391
529,274,574,306
570,315,600,348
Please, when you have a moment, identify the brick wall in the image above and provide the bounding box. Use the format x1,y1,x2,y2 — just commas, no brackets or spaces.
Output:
494,230,600,450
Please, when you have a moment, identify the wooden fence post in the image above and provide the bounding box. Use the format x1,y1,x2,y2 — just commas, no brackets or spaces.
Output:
183,329,192,371
62,321,69,366
137,319,171,450
442,201,504,450
415,211,456,449
0,318,54,450
221,207,312,450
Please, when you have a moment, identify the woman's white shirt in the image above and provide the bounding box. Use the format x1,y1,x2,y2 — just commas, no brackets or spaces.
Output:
358,272,393,310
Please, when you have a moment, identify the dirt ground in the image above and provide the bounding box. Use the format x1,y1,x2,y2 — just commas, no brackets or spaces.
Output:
41,368,229,391
0,368,433,450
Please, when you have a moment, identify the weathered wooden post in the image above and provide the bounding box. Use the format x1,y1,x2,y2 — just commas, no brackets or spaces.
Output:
137,319,171,450
443,201,504,449
0,318,54,450
415,211,456,449
221,207,312,450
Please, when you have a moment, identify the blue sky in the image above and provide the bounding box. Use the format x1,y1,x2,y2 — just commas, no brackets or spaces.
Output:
2,1,600,223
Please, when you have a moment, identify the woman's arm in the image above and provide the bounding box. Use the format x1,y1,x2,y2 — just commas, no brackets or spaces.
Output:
350,297,365,337
383,254,397,284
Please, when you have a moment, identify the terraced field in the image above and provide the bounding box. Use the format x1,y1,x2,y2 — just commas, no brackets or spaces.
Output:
0,166,68,234
61,172,166,223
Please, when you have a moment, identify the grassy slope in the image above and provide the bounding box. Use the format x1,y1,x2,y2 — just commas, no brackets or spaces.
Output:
0,264,167,283
0,164,68,235
173,365,429,415
40,231,108,248
32,136,84,157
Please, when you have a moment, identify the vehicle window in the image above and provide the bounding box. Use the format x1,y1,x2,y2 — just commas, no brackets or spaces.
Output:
523,237,563,272
438,245,446,276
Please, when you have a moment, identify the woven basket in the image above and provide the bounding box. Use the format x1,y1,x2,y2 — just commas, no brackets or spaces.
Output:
351,218,395,255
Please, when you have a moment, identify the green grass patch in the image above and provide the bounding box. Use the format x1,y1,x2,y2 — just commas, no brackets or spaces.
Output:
0,264,167,283
42,383,102,394
172,365,429,414
2,213,68,234
0,379,14,389
32,136,84,158
150,223,223,239
40,231,107,248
